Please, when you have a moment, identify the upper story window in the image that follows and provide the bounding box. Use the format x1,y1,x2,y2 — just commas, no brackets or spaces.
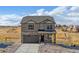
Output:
28,23,34,30
27,20,35,30
47,24,52,30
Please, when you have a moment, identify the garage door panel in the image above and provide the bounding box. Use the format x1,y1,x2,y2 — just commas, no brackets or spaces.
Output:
23,35,39,43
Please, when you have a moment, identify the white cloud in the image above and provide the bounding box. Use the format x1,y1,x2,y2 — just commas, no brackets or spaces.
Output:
29,6,79,25
29,9,47,16
29,6,70,16
0,14,22,26
69,6,79,12
1,6,79,26
67,7,79,17
67,12,79,17
48,6,68,15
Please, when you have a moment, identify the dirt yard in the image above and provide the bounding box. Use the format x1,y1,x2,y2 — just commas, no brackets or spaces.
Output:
55,29,79,46
39,43,79,53
0,26,21,43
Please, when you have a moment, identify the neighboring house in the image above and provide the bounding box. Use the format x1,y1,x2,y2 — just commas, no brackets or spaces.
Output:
21,16,56,43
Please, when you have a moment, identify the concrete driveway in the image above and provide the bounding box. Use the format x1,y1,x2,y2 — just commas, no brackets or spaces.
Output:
15,44,40,53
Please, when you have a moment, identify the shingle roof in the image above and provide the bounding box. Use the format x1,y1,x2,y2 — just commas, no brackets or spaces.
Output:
21,16,55,24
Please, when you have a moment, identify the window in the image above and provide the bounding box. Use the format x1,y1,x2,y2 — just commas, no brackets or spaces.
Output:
28,23,34,30
47,24,52,30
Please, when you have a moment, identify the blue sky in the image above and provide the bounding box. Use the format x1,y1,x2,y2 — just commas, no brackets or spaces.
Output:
0,6,79,26
0,6,57,15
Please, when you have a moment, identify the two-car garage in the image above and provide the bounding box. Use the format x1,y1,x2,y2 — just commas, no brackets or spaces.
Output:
22,35,39,43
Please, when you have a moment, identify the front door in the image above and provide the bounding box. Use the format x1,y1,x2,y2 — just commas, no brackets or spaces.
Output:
40,35,44,42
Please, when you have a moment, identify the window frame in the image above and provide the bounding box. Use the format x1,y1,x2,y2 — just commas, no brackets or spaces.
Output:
47,24,52,30
28,23,34,30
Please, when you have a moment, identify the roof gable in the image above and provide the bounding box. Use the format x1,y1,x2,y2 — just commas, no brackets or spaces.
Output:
21,16,55,24
39,19,55,24
26,19,36,23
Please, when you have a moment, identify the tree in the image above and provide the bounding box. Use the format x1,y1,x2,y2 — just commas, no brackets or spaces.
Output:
70,25,73,33
76,26,79,32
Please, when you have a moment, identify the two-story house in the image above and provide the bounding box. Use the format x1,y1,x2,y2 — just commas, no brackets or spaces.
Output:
21,16,56,43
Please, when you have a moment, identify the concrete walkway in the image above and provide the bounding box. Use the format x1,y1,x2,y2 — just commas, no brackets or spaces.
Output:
15,44,40,53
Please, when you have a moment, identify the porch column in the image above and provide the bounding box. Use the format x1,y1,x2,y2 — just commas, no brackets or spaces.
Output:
53,31,56,44
39,34,41,43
